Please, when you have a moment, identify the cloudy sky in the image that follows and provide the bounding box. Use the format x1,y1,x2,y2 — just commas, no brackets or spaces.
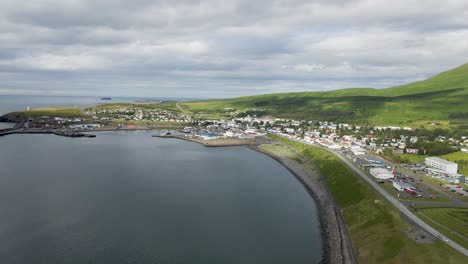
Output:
1,0,468,98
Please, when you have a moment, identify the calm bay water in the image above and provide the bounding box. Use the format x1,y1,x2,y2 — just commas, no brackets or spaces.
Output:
0,131,322,263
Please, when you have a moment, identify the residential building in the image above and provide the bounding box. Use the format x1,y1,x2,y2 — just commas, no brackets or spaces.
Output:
424,157,458,174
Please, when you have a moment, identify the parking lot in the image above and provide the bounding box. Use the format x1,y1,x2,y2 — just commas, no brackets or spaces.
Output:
442,184,467,196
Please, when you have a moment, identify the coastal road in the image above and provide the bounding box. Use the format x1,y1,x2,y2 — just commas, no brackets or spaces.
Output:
275,135,468,256
331,150,468,257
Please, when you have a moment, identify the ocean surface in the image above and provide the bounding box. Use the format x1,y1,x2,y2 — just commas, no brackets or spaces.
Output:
0,131,322,263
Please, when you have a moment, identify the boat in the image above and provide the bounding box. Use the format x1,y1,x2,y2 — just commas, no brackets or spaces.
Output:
100,97,112,100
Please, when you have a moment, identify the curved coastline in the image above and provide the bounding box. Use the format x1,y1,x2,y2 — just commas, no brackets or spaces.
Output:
154,135,356,264
248,145,356,264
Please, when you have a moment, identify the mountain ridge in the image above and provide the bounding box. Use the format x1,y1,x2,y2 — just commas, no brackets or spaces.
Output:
182,63,468,130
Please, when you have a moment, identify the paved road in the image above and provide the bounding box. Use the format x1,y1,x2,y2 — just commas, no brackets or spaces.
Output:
176,102,192,121
276,135,468,256
332,150,468,257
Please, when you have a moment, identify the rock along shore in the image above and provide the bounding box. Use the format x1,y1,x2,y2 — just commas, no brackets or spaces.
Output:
249,145,356,264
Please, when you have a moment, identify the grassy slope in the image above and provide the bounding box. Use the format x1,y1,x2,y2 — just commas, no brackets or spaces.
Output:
268,135,467,264
87,101,178,111
182,63,468,128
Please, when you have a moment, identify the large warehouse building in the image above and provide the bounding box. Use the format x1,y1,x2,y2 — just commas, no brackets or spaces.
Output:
424,157,458,174
370,168,394,180
392,181,416,192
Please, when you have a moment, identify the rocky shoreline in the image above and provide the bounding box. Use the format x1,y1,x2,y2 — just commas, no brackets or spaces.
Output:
249,145,356,264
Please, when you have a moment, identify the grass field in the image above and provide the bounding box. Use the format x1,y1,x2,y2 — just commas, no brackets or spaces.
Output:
267,134,467,263
395,153,427,163
16,107,84,117
1,107,87,121
182,63,468,129
440,152,468,175
416,207,468,249
258,143,305,163
88,101,179,111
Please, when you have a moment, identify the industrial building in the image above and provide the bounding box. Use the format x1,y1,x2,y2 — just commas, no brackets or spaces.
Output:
350,146,366,155
424,157,458,174
370,168,394,180
392,181,416,192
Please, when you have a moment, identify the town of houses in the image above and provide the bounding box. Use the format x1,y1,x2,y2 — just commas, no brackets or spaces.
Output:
23,106,468,184
190,115,467,185
84,107,190,123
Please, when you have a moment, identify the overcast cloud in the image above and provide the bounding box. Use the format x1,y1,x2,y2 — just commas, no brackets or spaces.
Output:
1,0,468,98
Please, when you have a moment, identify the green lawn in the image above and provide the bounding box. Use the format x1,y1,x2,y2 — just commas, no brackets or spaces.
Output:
19,107,84,116
419,208,468,238
416,207,468,249
268,134,467,263
258,143,305,163
394,153,427,164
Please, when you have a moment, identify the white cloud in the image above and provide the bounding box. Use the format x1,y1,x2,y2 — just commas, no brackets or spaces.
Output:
1,53,110,71
0,0,467,97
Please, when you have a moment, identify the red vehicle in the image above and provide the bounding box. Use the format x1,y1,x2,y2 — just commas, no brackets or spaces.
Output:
456,185,462,188
429,195,435,199
404,188,416,195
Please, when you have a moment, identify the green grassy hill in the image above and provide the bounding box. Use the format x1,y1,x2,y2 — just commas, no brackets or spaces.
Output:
182,63,468,130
